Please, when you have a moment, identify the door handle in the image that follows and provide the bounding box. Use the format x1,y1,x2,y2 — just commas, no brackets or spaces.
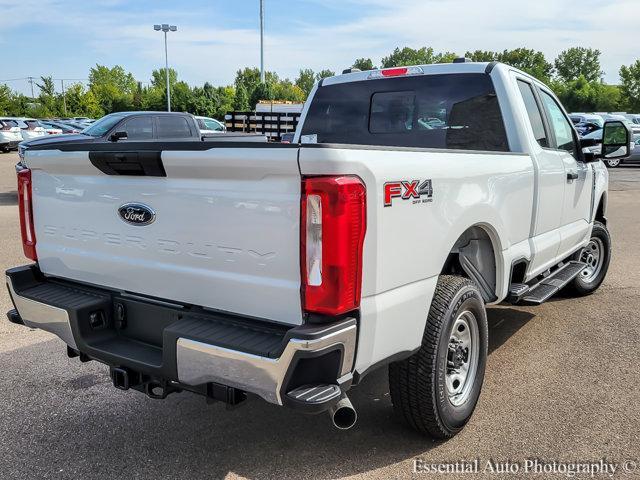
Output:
567,171,579,181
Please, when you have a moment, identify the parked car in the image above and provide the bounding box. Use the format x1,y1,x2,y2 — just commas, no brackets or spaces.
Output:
581,129,638,167
38,121,63,135
11,118,46,141
619,113,640,125
41,120,82,134
569,113,603,127
8,62,631,439
600,114,627,122
624,134,640,163
575,121,601,137
195,116,226,136
0,119,22,152
64,121,91,130
20,112,204,154
71,116,92,123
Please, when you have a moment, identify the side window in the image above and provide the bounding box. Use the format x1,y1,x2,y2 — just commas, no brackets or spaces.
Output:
120,116,153,140
156,116,192,138
369,91,415,134
539,90,577,157
516,80,548,148
204,119,223,131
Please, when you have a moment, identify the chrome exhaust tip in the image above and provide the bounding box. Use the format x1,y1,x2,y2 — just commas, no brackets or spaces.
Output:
329,394,357,430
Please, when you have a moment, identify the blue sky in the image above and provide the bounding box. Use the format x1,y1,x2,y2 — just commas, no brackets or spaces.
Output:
0,0,637,95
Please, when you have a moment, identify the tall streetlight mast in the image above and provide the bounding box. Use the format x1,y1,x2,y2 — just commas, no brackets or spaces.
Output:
259,0,265,83
153,24,177,112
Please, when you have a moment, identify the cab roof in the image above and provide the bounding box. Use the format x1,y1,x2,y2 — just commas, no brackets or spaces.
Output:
321,62,496,87
319,61,543,88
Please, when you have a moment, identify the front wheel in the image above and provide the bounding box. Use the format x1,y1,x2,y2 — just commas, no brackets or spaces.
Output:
389,275,488,438
567,221,611,296
605,158,621,168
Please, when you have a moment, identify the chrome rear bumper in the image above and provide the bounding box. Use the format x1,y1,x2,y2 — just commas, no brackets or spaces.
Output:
6,274,78,349
177,323,356,404
6,266,357,406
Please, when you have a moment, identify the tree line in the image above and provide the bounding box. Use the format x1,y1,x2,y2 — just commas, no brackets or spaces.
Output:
1,46,639,119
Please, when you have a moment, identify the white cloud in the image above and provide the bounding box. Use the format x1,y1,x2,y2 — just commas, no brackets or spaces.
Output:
1,0,637,91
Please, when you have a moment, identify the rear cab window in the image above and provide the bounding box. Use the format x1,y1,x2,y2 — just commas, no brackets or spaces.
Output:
301,73,509,151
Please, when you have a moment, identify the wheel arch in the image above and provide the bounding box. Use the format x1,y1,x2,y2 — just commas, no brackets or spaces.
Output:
594,191,607,225
440,222,505,303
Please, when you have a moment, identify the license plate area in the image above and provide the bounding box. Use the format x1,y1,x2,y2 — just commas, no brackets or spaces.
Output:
111,297,181,347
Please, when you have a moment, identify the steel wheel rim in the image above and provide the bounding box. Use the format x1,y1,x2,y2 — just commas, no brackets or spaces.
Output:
607,159,620,167
580,237,604,283
445,310,479,407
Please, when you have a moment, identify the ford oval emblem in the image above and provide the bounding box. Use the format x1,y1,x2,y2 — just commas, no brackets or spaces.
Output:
118,203,156,226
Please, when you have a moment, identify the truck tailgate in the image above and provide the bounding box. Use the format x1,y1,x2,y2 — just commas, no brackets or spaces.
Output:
25,146,303,325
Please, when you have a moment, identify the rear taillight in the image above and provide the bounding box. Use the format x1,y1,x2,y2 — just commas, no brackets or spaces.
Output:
17,168,37,261
301,176,366,316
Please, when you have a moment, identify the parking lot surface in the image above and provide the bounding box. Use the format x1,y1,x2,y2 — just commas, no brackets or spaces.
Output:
0,152,638,479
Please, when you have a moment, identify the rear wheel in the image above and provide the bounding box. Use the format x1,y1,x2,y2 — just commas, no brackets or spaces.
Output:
567,221,611,296
389,275,488,438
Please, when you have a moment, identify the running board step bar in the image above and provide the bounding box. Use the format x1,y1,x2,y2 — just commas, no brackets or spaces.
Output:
509,261,587,305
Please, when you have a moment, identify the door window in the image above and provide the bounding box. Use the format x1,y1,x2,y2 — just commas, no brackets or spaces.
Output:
539,90,577,157
156,115,192,138
120,116,154,140
516,80,548,148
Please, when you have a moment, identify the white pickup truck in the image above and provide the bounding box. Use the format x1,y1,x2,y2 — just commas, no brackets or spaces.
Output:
6,61,633,438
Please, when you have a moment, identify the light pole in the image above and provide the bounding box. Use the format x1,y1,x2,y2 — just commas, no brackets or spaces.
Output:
259,0,265,83
153,24,177,112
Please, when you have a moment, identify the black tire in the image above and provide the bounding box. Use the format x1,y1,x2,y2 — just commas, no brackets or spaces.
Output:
566,221,611,296
389,275,488,439
604,158,621,168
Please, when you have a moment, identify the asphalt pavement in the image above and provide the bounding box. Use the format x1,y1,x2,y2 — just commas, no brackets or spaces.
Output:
0,152,638,479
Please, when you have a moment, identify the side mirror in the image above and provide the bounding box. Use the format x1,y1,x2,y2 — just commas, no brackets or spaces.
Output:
601,120,631,160
110,131,128,142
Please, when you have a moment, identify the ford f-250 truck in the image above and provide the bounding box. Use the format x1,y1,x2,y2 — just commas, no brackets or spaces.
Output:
6,60,633,438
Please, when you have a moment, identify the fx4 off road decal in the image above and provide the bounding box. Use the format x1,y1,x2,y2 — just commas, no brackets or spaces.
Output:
384,179,433,207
